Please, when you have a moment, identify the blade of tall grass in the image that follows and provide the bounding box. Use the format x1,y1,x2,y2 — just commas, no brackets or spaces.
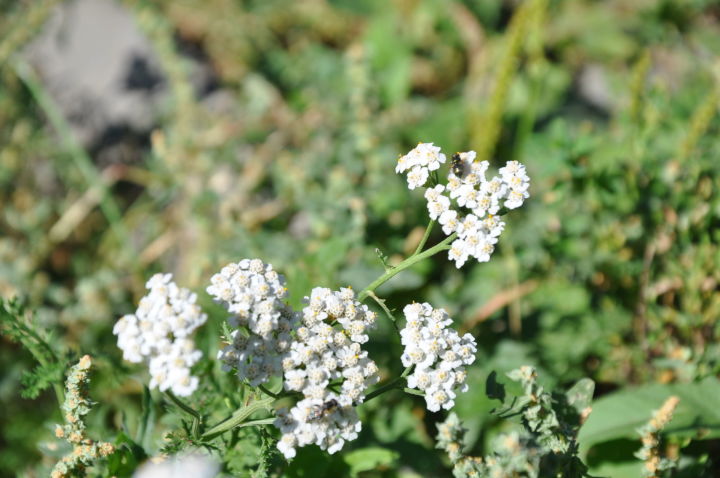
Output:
12,58,132,253
471,1,534,162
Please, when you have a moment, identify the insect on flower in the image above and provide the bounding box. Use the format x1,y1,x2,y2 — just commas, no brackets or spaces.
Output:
450,153,464,177
308,399,339,421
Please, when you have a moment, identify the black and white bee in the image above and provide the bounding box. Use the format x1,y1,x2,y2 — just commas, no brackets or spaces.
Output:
450,153,464,177
307,399,339,421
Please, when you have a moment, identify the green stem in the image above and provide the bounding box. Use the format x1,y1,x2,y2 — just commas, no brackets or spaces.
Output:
364,366,413,403
259,384,279,399
358,233,456,302
167,391,200,419
366,291,400,335
202,398,274,440
364,377,403,403
414,220,435,255
402,388,425,397
166,391,201,438
136,386,152,446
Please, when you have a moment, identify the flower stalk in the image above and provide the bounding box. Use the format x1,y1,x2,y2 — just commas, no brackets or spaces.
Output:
202,398,275,440
358,232,456,302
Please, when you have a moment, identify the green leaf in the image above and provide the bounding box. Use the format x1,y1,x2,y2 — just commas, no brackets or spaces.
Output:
135,386,155,450
286,445,348,477
579,377,720,455
19,361,64,399
343,447,399,476
107,431,147,478
588,459,643,478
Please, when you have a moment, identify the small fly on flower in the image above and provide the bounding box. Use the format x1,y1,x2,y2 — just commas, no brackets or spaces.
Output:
308,399,339,421
450,153,464,177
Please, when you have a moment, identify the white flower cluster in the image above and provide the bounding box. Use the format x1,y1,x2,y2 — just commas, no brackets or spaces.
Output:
400,303,477,412
207,259,298,386
113,274,206,396
418,147,530,267
445,155,529,267
395,142,447,189
275,287,380,459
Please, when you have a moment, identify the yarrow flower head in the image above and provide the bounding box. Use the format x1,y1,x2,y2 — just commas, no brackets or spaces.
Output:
113,274,206,396
276,286,379,459
400,303,477,412
396,142,447,190
207,259,299,386
396,144,530,268
444,154,529,267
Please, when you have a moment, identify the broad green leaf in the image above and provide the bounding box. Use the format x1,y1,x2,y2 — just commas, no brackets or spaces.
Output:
343,447,399,476
589,460,642,478
579,377,720,455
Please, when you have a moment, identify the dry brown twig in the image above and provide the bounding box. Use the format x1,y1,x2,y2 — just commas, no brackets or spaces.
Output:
461,280,538,333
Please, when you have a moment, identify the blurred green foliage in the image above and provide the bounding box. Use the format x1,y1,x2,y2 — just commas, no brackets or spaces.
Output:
2,0,720,476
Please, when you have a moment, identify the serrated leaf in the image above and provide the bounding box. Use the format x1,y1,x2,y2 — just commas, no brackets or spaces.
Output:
20,362,63,399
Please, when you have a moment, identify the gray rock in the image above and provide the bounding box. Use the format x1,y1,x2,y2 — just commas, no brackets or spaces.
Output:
576,64,614,112
25,0,166,154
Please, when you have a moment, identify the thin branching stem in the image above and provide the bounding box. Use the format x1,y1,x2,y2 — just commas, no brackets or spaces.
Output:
401,387,425,397
414,219,435,255
359,233,456,302
258,384,280,399
202,398,275,440
166,391,201,438
364,366,414,403
364,377,403,403
366,291,400,336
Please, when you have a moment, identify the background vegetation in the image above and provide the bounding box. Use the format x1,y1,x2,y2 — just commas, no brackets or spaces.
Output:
1,0,720,476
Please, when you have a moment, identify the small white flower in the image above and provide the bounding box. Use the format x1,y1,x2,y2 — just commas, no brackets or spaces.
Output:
424,184,446,202
406,166,429,190
438,209,459,235
483,215,505,237
504,189,530,209
397,143,447,190
277,433,298,459
472,236,496,263
427,195,450,220
460,186,481,209
448,239,470,268
499,160,527,183
457,214,479,236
